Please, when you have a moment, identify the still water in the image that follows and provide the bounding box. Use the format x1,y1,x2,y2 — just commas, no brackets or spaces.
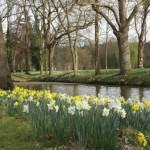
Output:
14,82,150,100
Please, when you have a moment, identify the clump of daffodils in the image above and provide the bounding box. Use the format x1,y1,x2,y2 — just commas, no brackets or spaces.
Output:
0,87,150,148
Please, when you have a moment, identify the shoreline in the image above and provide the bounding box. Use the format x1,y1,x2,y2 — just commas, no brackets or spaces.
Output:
12,69,150,87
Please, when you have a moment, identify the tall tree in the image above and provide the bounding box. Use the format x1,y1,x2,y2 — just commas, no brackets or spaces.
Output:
135,3,150,68
59,1,81,76
95,0,100,75
104,11,110,70
23,0,31,74
0,17,14,90
5,0,13,70
55,0,94,75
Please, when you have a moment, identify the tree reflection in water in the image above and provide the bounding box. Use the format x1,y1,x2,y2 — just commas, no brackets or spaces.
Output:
15,82,150,100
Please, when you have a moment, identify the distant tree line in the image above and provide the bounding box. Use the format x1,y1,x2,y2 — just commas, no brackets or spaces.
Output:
53,41,150,70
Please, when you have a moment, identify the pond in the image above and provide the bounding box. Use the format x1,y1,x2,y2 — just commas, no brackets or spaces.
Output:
14,82,150,100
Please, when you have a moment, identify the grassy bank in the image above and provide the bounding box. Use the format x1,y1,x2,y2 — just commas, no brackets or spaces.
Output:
0,106,54,149
12,69,150,86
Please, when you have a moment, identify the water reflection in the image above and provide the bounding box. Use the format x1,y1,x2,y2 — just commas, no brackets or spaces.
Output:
120,86,131,100
14,82,150,100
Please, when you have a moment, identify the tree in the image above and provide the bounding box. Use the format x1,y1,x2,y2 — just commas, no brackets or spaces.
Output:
104,11,110,70
95,0,100,75
134,3,150,68
30,7,44,74
5,0,13,70
0,17,14,90
76,0,149,74
54,0,94,75
22,0,31,74
30,0,64,74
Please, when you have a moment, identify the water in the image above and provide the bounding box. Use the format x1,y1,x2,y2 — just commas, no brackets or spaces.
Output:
14,82,150,100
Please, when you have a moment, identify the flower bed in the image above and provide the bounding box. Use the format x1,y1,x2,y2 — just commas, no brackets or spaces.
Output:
0,87,149,149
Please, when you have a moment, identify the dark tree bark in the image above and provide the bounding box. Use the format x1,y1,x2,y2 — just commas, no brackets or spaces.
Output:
0,17,14,90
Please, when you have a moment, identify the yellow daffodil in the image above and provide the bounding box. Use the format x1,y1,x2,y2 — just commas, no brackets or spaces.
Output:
132,104,140,112
14,101,19,107
89,96,94,104
0,90,7,96
138,132,147,147
104,97,108,105
144,101,150,109
18,96,24,102
52,93,56,99
73,96,83,102
119,97,127,105
95,98,101,105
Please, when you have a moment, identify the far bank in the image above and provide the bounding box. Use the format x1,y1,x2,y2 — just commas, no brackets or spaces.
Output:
12,69,150,86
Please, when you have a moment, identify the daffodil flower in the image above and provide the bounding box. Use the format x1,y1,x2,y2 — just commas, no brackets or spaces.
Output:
132,104,140,112
14,101,19,107
138,132,147,147
102,108,110,117
23,104,29,113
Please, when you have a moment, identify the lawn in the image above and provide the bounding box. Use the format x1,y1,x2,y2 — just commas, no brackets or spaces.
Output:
0,106,53,149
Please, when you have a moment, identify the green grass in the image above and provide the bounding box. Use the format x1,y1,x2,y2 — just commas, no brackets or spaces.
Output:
11,69,150,86
0,105,53,150
12,72,40,82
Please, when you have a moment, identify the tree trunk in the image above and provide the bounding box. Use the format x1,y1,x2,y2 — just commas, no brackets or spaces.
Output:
105,23,109,70
45,45,48,75
12,56,16,73
72,48,78,75
95,2,100,75
138,41,144,68
24,6,30,74
49,52,54,74
40,47,44,75
25,50,30,74
69,42,78,76
73,29,79,76
48,48,50,75
116,31,132,74
0,17,14,90
105,41,108,70
136,5,149,69
68,33,78,76
49,45,56,74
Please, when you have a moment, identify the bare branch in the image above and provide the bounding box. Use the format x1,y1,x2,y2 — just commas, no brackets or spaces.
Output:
92,5,118,32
